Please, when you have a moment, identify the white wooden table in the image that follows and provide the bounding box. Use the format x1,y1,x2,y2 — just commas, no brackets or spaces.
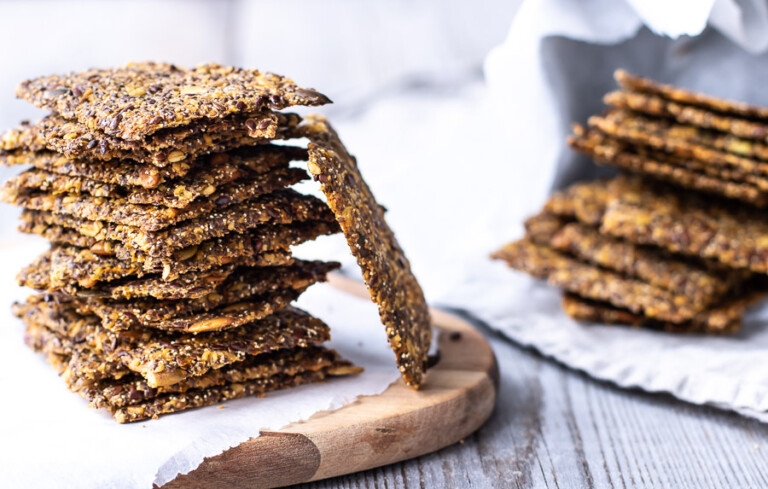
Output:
297,323,768,488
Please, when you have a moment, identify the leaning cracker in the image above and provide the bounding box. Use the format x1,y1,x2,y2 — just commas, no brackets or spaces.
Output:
492,238,706,323
16,62,331,140
303,115,431,388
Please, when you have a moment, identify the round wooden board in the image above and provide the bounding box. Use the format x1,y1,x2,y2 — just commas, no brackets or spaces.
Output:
163,275,498,489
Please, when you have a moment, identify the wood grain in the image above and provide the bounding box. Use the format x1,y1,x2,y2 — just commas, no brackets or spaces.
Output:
163,274,498,488
294,319,768,489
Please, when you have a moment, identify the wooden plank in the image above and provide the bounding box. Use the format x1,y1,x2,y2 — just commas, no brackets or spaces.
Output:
162,274,498,488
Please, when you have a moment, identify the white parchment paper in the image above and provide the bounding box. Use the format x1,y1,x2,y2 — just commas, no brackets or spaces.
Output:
0,236,400,489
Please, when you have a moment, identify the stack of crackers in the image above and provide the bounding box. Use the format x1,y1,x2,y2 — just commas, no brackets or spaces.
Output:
493,70,768,334
0,63,430,422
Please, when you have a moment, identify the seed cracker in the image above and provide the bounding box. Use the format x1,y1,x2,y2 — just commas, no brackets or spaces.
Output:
605,90,768,143
16,300,331,387
66,258,337,306
615,70,768,120
524,212,569,244
548,221,745,306
543,178,620,226
17,246,293,291
23,320,130,381
18,189,334,257
563,285,767,334
2,166,309,231
66,259,338,301
16,62,331,141
561,293,739,334
545,175,768,273
37,111,302,166
112,368,341,423
81,287,304,332
4,145,306,208
492,238,706,323
0,149,189,189
525,210,746,303
569,125,768,206
20,217,338,280
78,346,348,409
26,318,354,423
588,110,768,179
303,115,431,388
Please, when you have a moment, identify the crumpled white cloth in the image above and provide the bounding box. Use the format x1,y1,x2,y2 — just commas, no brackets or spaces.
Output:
453,0,768,422
440,258,768,422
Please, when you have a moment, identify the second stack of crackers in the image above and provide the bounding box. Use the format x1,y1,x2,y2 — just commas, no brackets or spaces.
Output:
494,70,768,334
